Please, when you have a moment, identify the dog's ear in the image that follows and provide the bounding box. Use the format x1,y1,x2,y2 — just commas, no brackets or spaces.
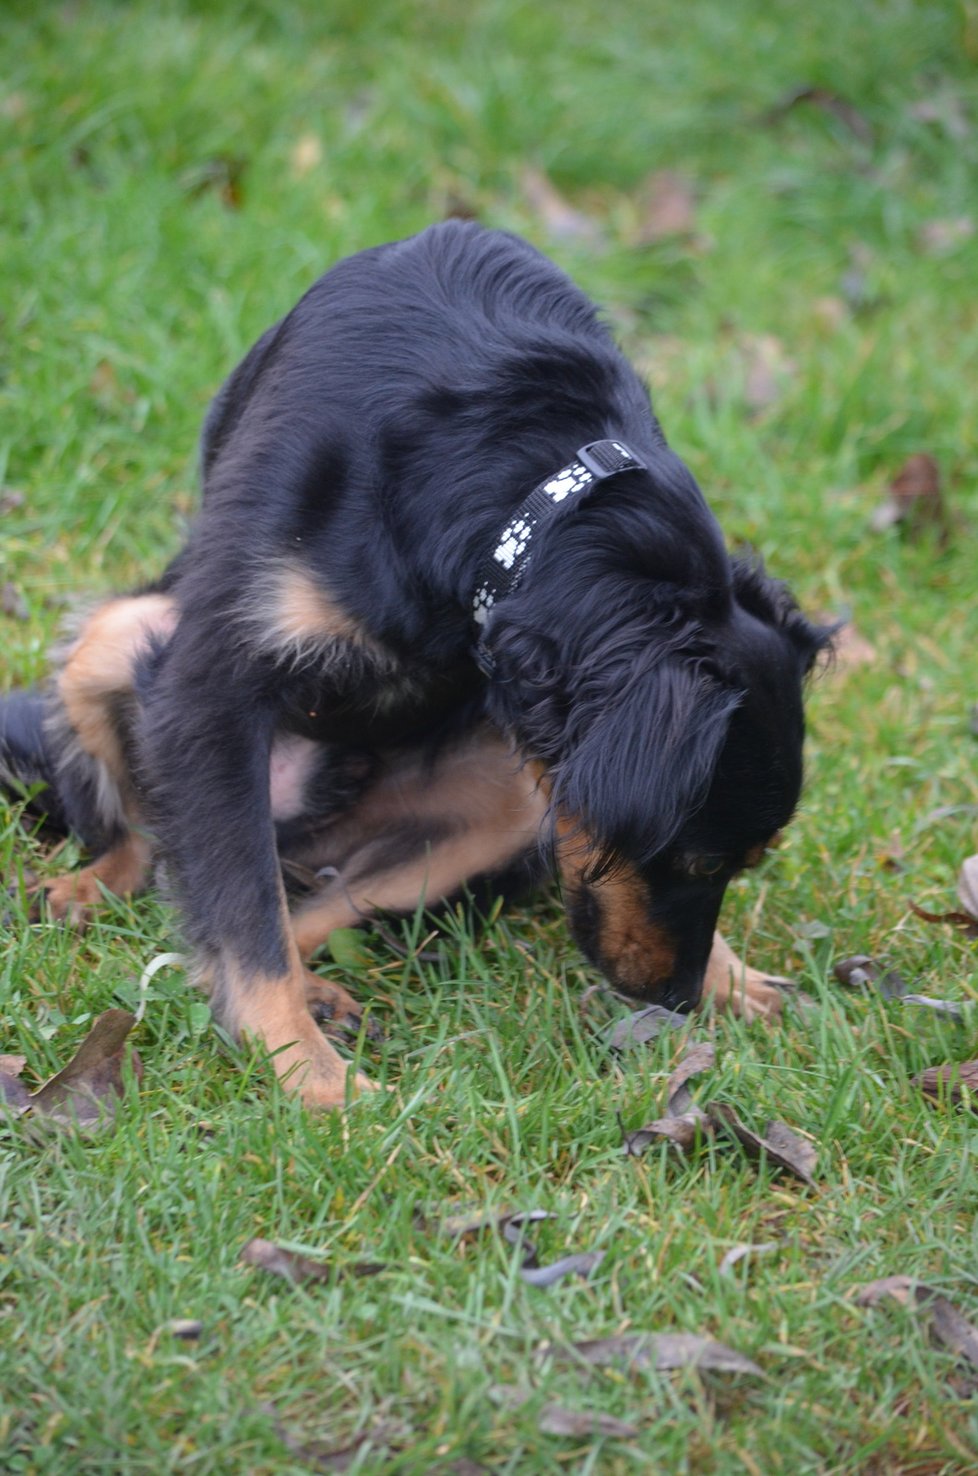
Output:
550,657,742,874
731,556,834,676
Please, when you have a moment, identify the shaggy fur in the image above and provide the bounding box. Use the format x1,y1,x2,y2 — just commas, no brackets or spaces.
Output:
1,222,830,1105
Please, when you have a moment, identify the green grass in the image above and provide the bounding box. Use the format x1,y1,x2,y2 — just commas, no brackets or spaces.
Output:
2,1,978,1470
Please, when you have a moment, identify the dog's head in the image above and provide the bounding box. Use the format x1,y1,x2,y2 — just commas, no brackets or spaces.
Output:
486,550,831,1010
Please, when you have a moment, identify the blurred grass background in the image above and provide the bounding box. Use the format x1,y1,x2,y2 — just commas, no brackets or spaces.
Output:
2,2,978,1471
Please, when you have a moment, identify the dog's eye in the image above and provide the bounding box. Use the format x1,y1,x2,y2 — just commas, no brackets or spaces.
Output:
684,855,727,879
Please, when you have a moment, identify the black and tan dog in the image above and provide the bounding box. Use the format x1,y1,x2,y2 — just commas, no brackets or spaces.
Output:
1,222,829,1106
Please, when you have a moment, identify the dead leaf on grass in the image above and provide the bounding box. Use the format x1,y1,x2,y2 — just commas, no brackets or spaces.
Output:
870,453,947,541
634,170,697,244
181,154,246,209
707,1102,818,1186
521,1251,605,1288
537,1404,638,1438
719,1242,778,1277
914,1060,978,1110
264,1406,409,1473
827,623,877,672
833,955,910,997
21,1010,142,1131
908,93,970,141
957,855,978,920
543,1330,762,1377
608,1003,686,1049
908,899,978,939
855,1278,978,1373
0,1054,30,1112
621,1038,714,1155
763,84,873,144
738,333,795,416
240,1237,385,1285
520,166,602,246
0,488,25,513
901,993,966,1019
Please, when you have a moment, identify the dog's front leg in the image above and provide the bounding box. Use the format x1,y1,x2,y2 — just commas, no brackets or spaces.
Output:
141,622,371,1108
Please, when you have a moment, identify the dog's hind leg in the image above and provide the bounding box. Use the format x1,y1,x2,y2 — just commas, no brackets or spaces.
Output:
30,593,176,922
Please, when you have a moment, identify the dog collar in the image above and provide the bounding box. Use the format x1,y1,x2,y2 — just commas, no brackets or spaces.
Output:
471,439,646,667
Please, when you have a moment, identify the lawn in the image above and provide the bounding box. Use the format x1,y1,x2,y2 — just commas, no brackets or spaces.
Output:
2,1,978,1471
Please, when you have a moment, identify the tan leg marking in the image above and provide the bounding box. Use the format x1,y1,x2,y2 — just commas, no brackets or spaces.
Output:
703,932,784,1022
59,594,177,788
36,831,151,925
288,731,547,959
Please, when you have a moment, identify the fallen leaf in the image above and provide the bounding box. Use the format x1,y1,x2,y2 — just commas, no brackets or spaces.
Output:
855,1278,978,1372
666,1040,715,1116
0,1054,31,1112
828,624,877,672
181,154,246,209
902,993,966,1019
520,166,602,245
634,170,696,244
707,1102,818,1186
737,333,795,416
764,84,873,144
27,1010,142,1130
870,453,947,541
608,1004,686,1048
0,488,25,513
537,1404,638,1438
918,217,974,256
914,1061,978,1110
164,1319,204,1340
908,898,978,938
1,582,28,620
521,1251,604,1288
832,955,910,997
544,1331,761,1377
621,1113,705,1154
957,856,978,920
719,1242,778,1276
240,1237,384,1284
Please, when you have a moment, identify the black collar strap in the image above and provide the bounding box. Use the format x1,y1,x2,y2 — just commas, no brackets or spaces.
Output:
472,439,647,660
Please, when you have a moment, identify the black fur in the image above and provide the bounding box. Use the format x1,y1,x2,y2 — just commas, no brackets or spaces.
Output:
3,222,830,1015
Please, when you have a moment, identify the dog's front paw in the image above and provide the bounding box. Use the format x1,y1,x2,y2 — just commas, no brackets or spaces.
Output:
28,870,101,927
703,932,786,1024
304,969,384,1043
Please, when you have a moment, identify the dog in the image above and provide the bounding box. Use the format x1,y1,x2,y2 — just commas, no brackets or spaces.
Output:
1,221,830,1107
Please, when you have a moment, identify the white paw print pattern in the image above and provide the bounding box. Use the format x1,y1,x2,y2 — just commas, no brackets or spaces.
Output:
472,586,495,626
543,462,592,503
494,515,534,569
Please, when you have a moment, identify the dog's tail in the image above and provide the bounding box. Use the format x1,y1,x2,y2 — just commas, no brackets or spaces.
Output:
0,689,113,848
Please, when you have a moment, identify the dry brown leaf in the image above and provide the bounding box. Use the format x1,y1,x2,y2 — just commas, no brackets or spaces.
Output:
957,855,978,920
914,1061,978,1110
828,624,877,671
544,1330,761,1377
520,166,602,246
764,85,873,144
908,897,978,938
870,453,947,540
621,1114,704,1154
832,955,910,998
634,170,696,244
909,94,970,141
855,1278,978,1372
0,488,25,513
27,1010,142,1130
537,1404,638,1438
666,1040,715,1116
264,1406,409,1473
608,1004,685,1048
707,1102,818,1186
240,1237,384,1284
0,1054,31,1112
734,334,795,416
719,1242,778,1276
